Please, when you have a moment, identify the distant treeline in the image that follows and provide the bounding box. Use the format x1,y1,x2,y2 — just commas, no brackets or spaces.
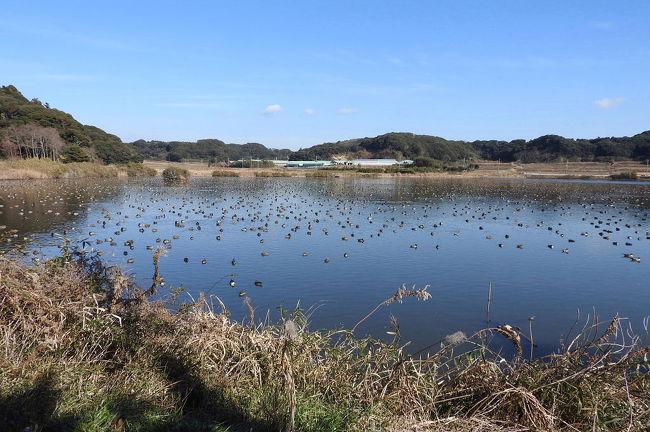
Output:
3,84,649,165
132,131,650,164
290,132,650,163
0,85,142,164
131,139,291,163
471,133,650,163
289,133,477,162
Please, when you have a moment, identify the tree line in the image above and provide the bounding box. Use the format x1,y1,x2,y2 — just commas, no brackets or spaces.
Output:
290,132,650,163
136,131,650,164
3,84,649,165
131,139,291,163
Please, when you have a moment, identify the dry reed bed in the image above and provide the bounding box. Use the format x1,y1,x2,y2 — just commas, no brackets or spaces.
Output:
0,159,156,179
0,252,648,431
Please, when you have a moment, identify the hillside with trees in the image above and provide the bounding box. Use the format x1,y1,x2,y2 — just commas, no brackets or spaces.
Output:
135,131,650,164
290,133,479,162
132,139,291,163
0,85,143,163
292,132,650,163
3,85,648,165
471,132,650,163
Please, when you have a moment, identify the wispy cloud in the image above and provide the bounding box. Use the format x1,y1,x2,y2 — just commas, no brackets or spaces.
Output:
156,102,220,108
337,108,358,115
591,21,615,30
263,104,283,115
3,17,148,53
304,108,316,116
33,73,100,81
308,73,444,96
594,97,625,109
310,50,377,66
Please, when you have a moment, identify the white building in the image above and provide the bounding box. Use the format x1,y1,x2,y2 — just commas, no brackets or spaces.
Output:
349,159,413,166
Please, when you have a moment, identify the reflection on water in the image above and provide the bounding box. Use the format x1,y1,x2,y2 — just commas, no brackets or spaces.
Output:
1,177,648,355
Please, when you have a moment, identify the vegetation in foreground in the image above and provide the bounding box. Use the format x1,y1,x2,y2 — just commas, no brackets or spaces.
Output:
0,250,648,432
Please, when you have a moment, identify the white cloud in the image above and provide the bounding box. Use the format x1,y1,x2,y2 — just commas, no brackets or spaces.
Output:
304,108,316,116
594,97,626,109
263,104,283,115
337,107,358,115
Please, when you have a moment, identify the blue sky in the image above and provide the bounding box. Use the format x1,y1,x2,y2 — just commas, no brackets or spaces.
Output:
2,1,649,149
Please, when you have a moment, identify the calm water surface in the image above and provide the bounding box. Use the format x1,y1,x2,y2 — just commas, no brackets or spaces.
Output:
1,177,648,355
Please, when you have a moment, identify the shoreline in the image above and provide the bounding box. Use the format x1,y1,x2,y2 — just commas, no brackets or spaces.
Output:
1,158,649,181
145,160,650,181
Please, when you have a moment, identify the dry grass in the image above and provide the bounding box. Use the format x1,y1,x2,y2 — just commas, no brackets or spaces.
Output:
212,170,240,177
141,160,650,180
121,162,157,177
254,171,294,177
304,170,335,178
0,251,648,431
0,158,160,179
610,172,639,180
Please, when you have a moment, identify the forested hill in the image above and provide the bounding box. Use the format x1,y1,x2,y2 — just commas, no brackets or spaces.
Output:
0,85,142,163
133,131,650,164
470,132,650,163
3,85,648,164
292,131,650,163
132,139,291,162
290,133,478,162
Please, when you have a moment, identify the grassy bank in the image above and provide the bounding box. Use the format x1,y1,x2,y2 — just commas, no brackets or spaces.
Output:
0,252,648,431
144,160,650,180
212,169,240,177
254,171,294,177
0,159,157,179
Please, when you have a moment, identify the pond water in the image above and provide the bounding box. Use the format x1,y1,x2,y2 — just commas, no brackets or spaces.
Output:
1,177,648,355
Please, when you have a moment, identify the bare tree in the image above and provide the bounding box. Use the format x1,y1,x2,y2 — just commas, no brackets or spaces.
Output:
2,124,65,160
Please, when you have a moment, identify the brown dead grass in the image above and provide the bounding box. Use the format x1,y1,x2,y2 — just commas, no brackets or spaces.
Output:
0,251,648,431
0,159,157,180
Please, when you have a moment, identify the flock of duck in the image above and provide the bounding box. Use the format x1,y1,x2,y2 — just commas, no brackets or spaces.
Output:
0,178,648,295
